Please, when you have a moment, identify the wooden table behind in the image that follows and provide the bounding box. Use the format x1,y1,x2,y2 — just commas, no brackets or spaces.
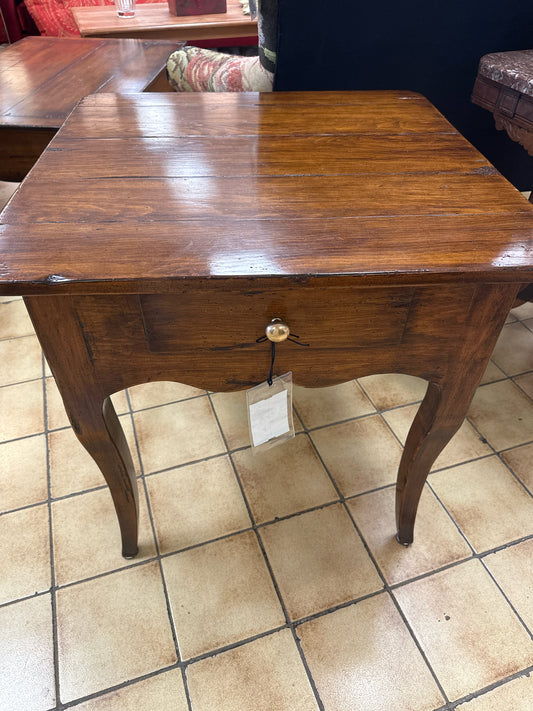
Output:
72,0,257,40
0,36,180,181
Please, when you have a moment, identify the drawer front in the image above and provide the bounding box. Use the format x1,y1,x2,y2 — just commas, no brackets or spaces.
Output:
139,285,414,353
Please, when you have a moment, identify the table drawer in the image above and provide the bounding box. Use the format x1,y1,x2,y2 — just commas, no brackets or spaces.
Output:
139,286,414,353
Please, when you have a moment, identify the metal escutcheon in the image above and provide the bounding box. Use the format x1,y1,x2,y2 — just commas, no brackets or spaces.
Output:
265,318,290,343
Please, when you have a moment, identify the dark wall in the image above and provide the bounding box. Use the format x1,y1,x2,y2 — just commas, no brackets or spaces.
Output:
273,1,533,190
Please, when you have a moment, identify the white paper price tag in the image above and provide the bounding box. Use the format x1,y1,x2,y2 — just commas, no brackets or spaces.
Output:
249,389,289,446
246,372,295,452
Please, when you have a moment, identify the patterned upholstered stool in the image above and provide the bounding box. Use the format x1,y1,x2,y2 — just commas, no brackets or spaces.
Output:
472,49,533,158
471,50,533,304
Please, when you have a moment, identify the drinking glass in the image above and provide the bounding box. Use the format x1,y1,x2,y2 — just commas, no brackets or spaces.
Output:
114,0,136,18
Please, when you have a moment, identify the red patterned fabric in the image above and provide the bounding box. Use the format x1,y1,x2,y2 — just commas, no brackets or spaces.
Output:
24,0,159,37
167,46,273,92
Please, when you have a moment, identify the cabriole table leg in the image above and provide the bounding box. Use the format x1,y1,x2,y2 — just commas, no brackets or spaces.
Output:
395,282,519,544
24,295,139,558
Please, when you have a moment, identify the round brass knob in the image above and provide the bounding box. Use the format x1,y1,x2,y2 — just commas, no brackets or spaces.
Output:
265,318,290,343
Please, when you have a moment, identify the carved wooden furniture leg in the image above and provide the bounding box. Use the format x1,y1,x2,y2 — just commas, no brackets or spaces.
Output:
24,296,139,558
396,284,518,544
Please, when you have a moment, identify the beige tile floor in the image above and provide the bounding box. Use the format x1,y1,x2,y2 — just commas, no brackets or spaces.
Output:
0,179,533,710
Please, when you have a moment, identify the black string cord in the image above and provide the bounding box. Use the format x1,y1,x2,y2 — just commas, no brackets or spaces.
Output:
256,333,310,386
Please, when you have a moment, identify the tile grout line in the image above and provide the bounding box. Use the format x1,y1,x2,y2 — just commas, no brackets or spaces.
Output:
446,663,533,710
0,429,45,448
498,449,533,498
246,525,328,711
0,374,44,390
425,478,478,555
0,558,156,610
497,437,533,455
124,388,195,711
141,448,235,479
207,392,327,711
138,484,195,711
464,413,533,500
482,360,532,382
0,331,38,343
41,351,62,710
180,625,289,668
388,587,452,707
0,492,52,519
297,400,452,706
511,371,533,402
56,664,180,710
356,374,421,414
126,389,208,415
478,556,533,642
299,407,380,434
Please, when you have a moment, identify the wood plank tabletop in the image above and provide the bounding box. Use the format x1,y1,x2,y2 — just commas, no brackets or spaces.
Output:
0,36,181,129
72,0,257,40
1,91,532,294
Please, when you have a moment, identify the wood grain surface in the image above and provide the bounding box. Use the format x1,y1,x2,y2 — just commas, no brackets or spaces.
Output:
1,91,531,293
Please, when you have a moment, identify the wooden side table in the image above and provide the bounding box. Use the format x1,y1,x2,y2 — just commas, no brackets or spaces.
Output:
0,36,181,181
1,91,531,558
71,0,257,42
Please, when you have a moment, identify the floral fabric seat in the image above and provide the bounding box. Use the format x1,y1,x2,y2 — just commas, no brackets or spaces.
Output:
472,50,533,157
166,0,276,91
